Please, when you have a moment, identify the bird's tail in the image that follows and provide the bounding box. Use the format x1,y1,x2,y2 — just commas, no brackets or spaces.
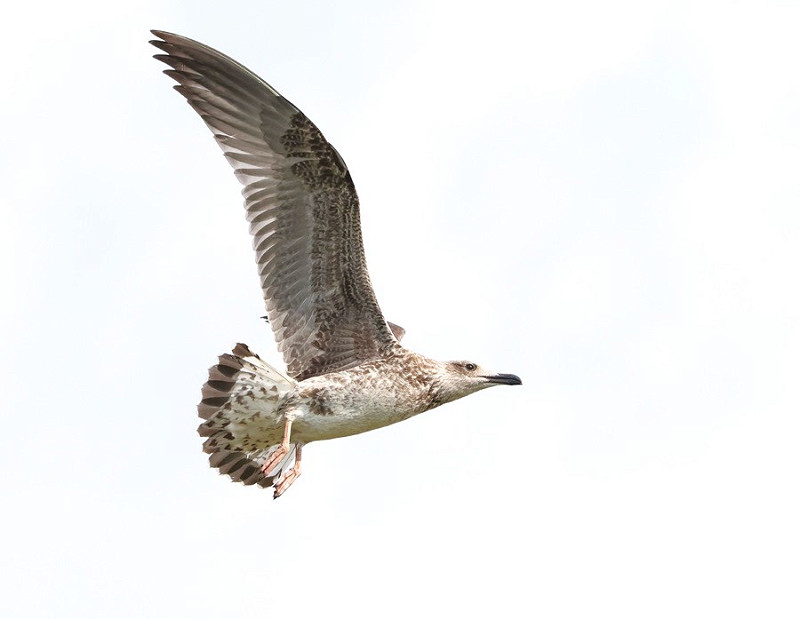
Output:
197,343,297,487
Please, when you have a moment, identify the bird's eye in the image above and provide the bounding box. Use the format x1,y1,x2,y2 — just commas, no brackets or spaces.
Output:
464,363,477,371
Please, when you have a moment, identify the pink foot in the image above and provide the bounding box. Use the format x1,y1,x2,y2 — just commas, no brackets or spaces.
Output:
260,444,289,476
273,466,301,499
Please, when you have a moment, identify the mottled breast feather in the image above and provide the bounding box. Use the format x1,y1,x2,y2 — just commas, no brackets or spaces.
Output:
151,31,397,380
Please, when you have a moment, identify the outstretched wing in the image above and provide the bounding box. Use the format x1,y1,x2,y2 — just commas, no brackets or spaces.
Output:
151,31,397,380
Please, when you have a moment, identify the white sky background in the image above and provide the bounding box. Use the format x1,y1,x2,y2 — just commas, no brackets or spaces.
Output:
1,0,799,616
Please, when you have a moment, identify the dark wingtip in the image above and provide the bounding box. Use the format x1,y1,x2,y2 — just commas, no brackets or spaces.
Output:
149,30,167,47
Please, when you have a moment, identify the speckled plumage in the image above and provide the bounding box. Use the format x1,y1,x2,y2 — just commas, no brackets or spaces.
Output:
151,31,521,497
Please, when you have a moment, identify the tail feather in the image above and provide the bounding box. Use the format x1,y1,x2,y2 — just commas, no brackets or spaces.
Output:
207,445,297,488
198,343,297,487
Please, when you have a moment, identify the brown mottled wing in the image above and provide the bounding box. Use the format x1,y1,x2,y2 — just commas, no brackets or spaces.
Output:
151,31,396,380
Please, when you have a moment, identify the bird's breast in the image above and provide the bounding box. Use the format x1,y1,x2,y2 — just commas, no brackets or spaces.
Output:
288,366,436,442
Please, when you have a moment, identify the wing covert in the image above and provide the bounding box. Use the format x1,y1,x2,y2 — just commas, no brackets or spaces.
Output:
151,31,397,380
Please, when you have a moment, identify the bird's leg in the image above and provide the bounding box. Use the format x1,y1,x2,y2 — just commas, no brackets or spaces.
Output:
273,443,302,499
260,417,293,476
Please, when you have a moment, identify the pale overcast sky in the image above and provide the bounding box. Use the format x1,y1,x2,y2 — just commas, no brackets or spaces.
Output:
2,1,799,617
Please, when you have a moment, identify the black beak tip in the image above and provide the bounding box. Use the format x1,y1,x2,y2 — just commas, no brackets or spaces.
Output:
488,373,522,386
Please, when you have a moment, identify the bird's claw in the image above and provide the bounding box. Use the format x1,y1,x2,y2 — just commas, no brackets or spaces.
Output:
260,444,289,476
273,466,301,499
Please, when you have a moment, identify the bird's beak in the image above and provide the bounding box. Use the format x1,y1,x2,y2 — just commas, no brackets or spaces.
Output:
483,373,522,386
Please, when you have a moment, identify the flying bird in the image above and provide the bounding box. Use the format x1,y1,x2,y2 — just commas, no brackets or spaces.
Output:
151,31,522,498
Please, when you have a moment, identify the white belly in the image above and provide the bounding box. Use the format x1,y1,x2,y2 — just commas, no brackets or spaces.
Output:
288,376,428,442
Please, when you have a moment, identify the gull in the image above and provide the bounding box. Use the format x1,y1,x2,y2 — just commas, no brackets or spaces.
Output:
151,31,522,498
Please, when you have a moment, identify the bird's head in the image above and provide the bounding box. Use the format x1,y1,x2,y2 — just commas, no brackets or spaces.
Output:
432,360,522,404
